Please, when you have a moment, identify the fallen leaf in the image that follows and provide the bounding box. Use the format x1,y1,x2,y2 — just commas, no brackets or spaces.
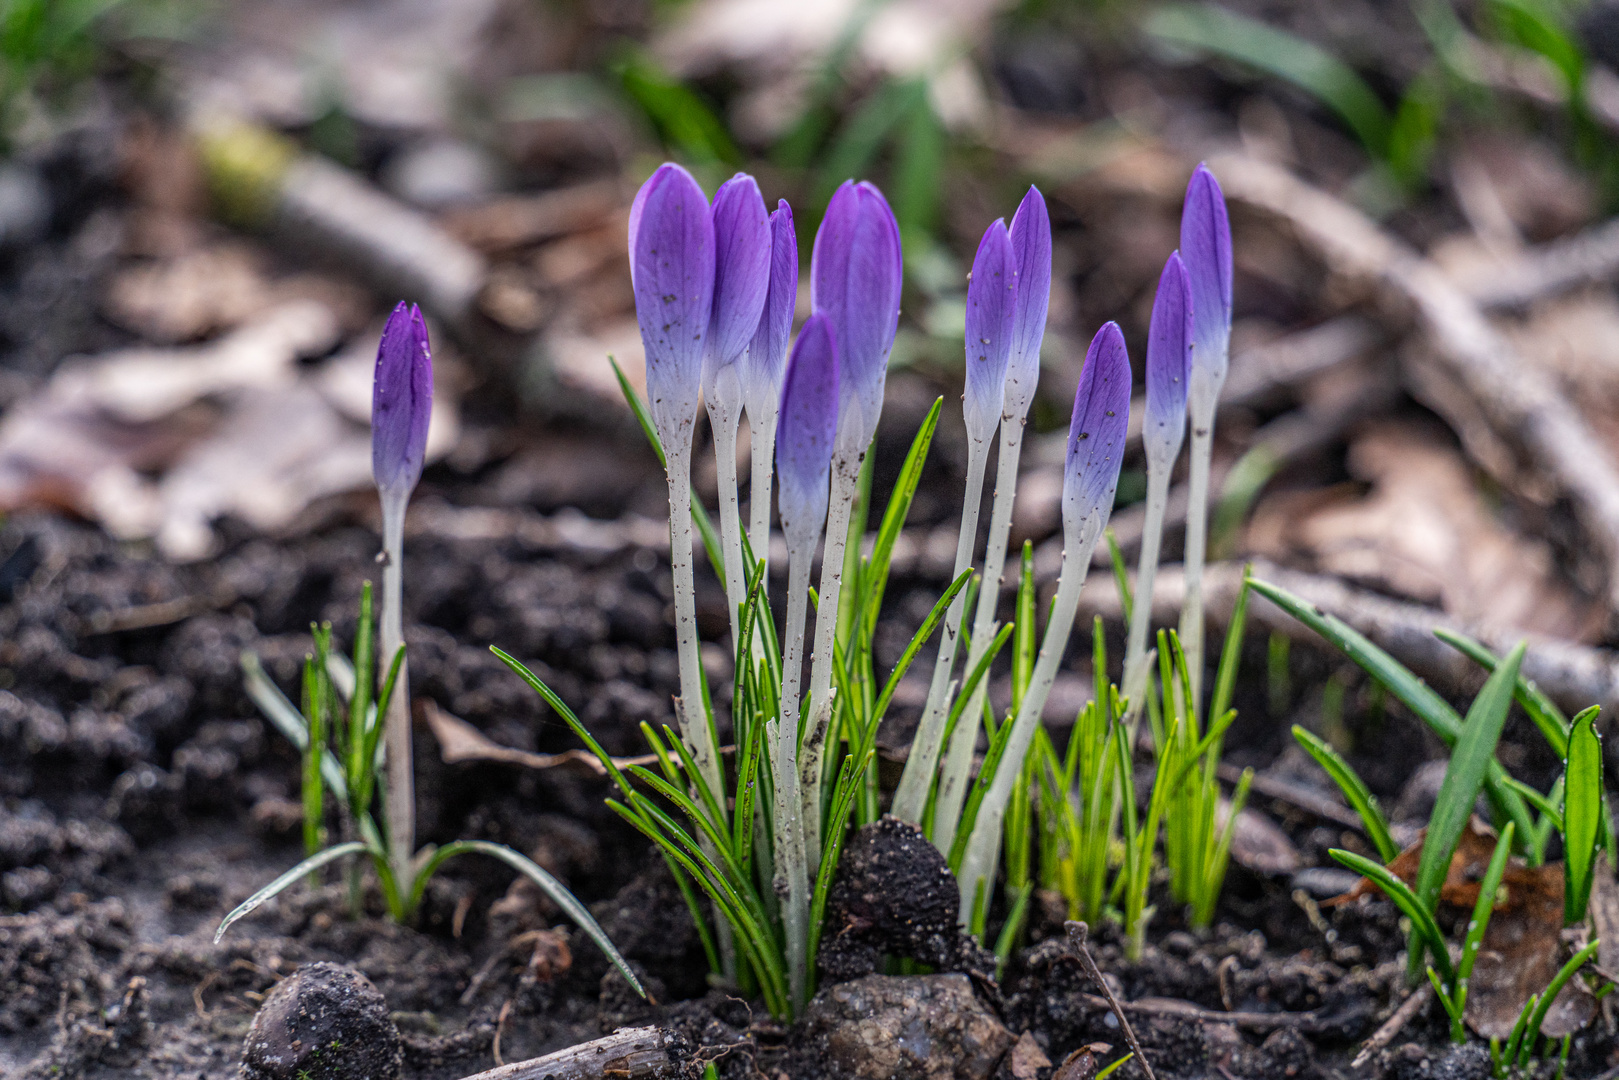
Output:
1006,1031,1051,1080
422,700,610,776
1586,853,1619,982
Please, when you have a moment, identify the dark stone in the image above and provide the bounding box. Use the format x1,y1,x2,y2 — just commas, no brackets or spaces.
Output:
817,816,994,981
240,962,401,1080
801,973,1014,1080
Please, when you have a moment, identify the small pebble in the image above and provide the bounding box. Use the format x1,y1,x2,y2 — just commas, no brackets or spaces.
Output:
240,961,401,1080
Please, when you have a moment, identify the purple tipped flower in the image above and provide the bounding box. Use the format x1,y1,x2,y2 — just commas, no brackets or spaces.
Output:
1144,252,1193,469
776,314,840,553
704,173,772,393
743,200,798,424
1180,164,1233,399
964,219,1015,444
1062,322,1131,548
630,163,714,443
811,180,902,453
372,302,433,497
1004,185,1051,420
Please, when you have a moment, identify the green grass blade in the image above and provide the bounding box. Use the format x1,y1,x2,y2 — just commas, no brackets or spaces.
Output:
491,646,634,796
1433,628,1569,757
858,398,942,644
1146,3,1392,156
1247,577,1535,846
1520,938,1601,1066
1564,705,1603,925
1330,848,1454,984
1293,725,1399,861
242,651,349,801
215,841,369,942
1416,643,1524,918
1104,528,1133,626
412,839,645,996
1504,775,1564,830
1209,568,1251,726
867,569,972,735
1459,822,1515,987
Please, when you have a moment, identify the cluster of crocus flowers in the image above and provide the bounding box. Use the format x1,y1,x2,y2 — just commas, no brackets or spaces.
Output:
371,301,433,891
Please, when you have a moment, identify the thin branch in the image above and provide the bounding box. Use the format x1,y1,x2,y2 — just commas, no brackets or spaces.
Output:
1066,922,1157,1080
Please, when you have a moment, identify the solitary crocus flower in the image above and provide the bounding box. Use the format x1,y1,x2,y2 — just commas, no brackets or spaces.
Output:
371,302,433,498
704,173,772,396
743,201,798,440
1144,253,1193,470
811,180,902,455
776,314,840,556
744,201,799,565
1063,322,1132,550
1180,164,1233,411
963,219,1015,446
1003,185,1052,422
630,163,715,447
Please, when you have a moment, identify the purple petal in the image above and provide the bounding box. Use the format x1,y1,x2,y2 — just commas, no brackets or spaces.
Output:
632,163,714,442
1144,252,1192,467
1180,164,1233,386
706,173,772,381
372,302,434,497
743,201,798,424
776,313,840,552
963,218,1014,443
810,180,902,451
1062,322,1130,545
1005,185,1051,419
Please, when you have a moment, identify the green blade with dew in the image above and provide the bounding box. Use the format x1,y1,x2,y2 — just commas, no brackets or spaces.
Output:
1293,726,1399,862
1433,627,1568,757
1330,848,1454,984
1565,706,1603,925
215,841,369,942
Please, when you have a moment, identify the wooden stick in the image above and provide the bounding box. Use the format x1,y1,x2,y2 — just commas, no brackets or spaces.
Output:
454,1027,683,1080
1351,985,1432,1069
1067,922,1158,1080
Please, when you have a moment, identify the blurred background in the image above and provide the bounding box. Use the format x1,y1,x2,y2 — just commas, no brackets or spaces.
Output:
5,0,1619,663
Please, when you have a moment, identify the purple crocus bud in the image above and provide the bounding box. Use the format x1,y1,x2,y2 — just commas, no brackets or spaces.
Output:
776,314,840,554
1062,322,1131,550
630,163,714,446
964,219,1015,445
704,173,772,396
743,200,798,426
371,301,433,498
811,180,902,455
1180,164,1233,409
1144,252,1192,470
1004,185,1051,422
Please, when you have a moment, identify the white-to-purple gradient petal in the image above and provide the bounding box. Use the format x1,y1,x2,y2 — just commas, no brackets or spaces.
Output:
1144,252,1192,469
776,313,840,554
1180,164,1233,389
743,201,798,424
631,163,714,442
706,173,772,384
963,218,1015,444
1062,322,1131,548
371,302,434,497
810,180,902,453
1004,185,1051,421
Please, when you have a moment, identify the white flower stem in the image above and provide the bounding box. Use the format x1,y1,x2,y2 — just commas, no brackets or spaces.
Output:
707,394,747,650
932,420,1025,849
800,451,861,870
1122,465,1172,728
956,541,1093,923
892,435,991,824
1178,406,1215,718
379,495,414,898
772,547,813,1015
664,443,726,812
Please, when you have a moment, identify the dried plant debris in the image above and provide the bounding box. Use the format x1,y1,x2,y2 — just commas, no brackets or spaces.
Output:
1247,422,1601,640
1329,818,1596,1039
0,302,459,559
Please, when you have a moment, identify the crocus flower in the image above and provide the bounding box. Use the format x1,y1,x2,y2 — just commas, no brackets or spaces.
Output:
630,163,715,446
743,201,798,434
810,180,902,454
963,219,1015,445
1003,185,1051,422
1144,252,1193,469
1180,164,1233,409
1063,321,1131,549
776,314,840,553
371,302,433,498
704,173,772,397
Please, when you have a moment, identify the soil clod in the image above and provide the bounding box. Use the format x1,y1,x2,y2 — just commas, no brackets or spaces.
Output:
240,961,403,1080
801,973,1014,1080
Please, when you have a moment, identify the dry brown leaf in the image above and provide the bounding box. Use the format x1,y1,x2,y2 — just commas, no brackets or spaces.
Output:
1247,421,1602,640
1587,853,1619,982
422,700,611,776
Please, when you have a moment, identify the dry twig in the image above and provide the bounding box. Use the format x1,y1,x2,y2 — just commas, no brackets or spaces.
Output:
454,1026,684,1080
1066,922,1157,1080
1351,985,1432,1069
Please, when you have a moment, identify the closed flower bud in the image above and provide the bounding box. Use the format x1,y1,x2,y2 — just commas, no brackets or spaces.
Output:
371,301,433,498
630,163,715,447
743,201,798,429
1180,164,1233,410
963,219,1015,445
775,314,840,555
1144,252,1193,471
1004,185,1051,422
704,173,772,398
1063,322,1131,551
